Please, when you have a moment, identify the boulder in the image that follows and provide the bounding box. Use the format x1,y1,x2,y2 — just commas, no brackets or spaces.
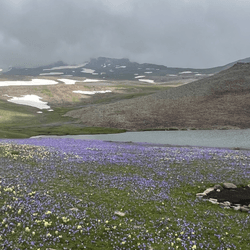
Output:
213,184,223,190
203,187,215,195
222,183,237,189
196,193,206,197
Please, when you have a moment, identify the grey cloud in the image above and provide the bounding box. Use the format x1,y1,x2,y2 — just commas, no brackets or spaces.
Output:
0,0,250,69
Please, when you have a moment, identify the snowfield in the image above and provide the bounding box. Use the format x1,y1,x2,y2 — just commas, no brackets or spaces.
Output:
7,94,51,109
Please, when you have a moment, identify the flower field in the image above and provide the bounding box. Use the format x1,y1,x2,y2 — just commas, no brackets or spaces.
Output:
0,138,249,249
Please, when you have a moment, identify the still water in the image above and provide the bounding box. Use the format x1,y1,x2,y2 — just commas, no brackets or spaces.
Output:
34,129,250,149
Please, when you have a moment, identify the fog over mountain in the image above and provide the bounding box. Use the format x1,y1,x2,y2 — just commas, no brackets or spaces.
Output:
1,0,250,69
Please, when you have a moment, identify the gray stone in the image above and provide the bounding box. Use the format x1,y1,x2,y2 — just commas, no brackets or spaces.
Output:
222,183,237,189
222,201,231,206
240,206,250,212
203,187,215,195
115,211,126,217
196,193,206,197
233,205,241,211
213,184,223,190
69,207,79,212
209,198,218,204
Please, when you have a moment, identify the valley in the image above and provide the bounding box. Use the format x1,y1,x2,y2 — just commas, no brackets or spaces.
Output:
1,57,250,138
0,75,191,138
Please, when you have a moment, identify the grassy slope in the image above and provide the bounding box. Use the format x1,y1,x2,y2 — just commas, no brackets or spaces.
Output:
0,81,175,138
0,99,125,138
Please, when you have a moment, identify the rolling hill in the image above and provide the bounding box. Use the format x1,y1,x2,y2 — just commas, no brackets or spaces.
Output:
65,62,250,130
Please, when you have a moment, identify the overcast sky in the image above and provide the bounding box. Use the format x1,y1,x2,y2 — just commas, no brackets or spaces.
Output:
0,0,250,69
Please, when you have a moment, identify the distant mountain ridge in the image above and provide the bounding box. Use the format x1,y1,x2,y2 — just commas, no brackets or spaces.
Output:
3,56,250,81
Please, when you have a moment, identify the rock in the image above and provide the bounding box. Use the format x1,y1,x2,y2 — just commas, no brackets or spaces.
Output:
233,205,241,211
69,207,79,212
222,183,237,189
199,184,250,212
222,201,231,206
114,211,125,217
203,187,215,195
213,184,223,190
240,206,250,212
209,198,218,204
196,193,206,197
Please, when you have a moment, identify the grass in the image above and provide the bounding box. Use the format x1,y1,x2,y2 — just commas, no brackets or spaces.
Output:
0,81,173,138
8,125,126,137
41,88,53,97
0,140,249,249
0,99,126,138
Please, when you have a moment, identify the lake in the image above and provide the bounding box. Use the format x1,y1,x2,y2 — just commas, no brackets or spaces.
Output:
32,129,250,149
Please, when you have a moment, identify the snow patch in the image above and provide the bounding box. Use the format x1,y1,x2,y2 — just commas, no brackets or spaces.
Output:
43,63,87,71
7,95,51,109
179,71,193,74
58,79,78,85
39,72,64,76
138,79,155,83
73,90,112,95
115,65,126,69
83,79,105,83
0,79,58,87
81,68,96,74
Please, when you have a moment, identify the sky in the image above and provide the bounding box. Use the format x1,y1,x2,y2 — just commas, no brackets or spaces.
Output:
0,0,250,69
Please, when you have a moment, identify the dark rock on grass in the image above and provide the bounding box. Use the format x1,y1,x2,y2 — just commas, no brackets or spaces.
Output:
204,186,250,206
197,183,250,212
